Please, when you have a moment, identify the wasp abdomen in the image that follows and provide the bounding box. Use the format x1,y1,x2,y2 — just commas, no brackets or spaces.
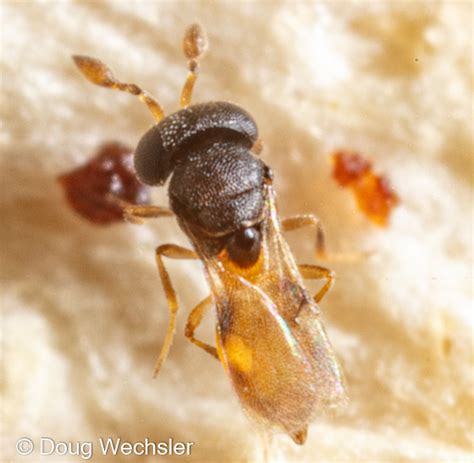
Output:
134,101,258,186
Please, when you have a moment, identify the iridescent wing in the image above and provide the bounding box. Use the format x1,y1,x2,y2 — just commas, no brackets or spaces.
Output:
202,185,346,442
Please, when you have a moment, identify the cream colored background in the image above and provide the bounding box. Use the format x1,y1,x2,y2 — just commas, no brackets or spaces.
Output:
1,1,473,462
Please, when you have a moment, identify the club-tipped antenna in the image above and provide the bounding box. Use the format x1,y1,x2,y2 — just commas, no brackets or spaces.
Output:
72,55,165,122
180,23,208,108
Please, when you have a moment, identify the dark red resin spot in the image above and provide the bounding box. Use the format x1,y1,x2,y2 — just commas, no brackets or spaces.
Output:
58,142,150,225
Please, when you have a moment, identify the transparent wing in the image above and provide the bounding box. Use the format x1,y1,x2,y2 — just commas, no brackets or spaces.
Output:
202,185,346,438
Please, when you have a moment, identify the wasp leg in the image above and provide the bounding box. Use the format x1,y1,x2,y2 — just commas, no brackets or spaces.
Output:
104,195,174,224
281,214,326,258
185,295,219,359
180,23,208,108
298,264,335,303
72,55,165,121
283,215,365,262
153,244,198,378
124,205,174,224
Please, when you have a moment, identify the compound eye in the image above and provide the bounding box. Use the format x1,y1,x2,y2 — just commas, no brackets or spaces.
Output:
134,125,173,186
227,226,261,267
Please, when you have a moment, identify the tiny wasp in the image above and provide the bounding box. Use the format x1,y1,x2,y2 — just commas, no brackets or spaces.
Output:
73,23,346,446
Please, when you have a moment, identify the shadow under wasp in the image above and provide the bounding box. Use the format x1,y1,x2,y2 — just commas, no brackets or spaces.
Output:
72,23,346,446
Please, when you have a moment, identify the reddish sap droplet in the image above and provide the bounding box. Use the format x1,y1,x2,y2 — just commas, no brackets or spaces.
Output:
58,142,150,225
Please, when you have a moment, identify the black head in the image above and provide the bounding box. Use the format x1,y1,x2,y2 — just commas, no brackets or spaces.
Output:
133,101,258,186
